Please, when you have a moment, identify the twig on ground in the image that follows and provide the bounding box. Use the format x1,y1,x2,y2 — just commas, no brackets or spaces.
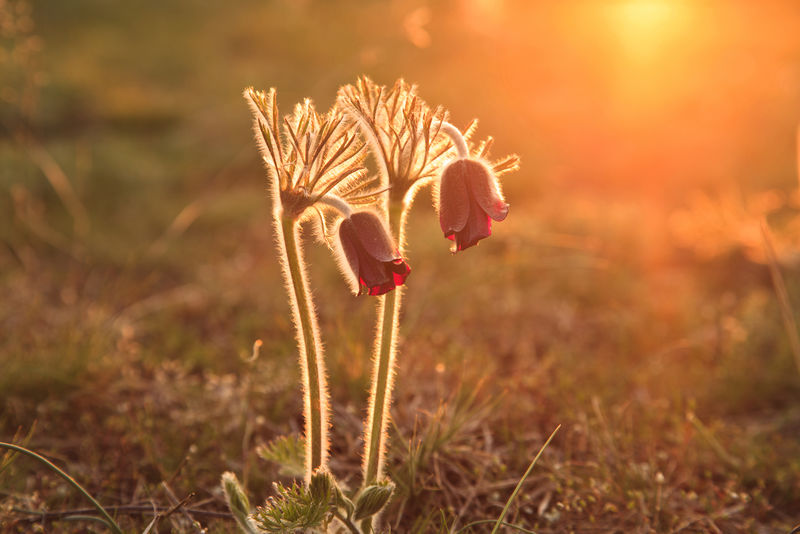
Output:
11,505,233,522
161,481,202,532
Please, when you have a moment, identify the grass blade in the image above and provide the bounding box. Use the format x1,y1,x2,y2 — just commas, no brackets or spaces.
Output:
760,219,800,377
0,442,123,534
458,519,538,534
490,425,560,534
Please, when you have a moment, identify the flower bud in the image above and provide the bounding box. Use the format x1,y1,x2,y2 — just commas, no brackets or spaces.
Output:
353,481,395,520
221,472,258,534
309,469,334,502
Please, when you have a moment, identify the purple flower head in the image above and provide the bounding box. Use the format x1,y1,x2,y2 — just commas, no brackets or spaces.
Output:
438,158,509,251
337,211,410,296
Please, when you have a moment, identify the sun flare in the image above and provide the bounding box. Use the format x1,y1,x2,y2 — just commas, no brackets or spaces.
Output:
609,0,693,63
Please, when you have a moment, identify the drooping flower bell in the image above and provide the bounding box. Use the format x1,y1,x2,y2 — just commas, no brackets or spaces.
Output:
438,122,517,252
439,158,509,251
336,211,410,296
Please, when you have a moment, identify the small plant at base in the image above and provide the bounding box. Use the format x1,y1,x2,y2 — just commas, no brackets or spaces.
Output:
250,470,367,534
256,435,306,479
253,480,332,532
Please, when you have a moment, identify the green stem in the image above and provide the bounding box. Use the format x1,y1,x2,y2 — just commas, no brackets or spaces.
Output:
363,203,406,485
332,509,362,534
0,442,123,534
280,215,328,478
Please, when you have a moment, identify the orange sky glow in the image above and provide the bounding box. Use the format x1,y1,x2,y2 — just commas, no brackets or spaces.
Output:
441,0,800,205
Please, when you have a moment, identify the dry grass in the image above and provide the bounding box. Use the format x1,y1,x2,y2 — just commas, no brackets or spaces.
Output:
4,194,799,532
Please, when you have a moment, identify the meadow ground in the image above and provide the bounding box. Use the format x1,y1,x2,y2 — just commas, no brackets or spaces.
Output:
2,1,800,532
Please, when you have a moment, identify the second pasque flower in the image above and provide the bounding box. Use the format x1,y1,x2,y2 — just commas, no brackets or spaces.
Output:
439,158,509,251
337,211,411,296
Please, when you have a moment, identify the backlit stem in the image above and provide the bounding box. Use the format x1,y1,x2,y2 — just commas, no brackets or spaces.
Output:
441,122,469,159
317,193,352,218
279,215,329,480
363,202,407,485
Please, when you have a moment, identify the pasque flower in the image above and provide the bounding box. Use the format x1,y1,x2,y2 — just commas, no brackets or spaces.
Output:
439,158,509,251
337,211,410,296
438,122,518,251
338,77,444,498
244,87,374,481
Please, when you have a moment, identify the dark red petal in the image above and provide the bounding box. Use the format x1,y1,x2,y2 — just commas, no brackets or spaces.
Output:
340,212,410,296
439,160,470,236
340,217,390,294
455,194,492,251
463,159,509,222
363,259,410,296
338,218,362,277
388,258,410,286
367,279,396,296
456,212,492,250
349,211,398,262
358,256,393,291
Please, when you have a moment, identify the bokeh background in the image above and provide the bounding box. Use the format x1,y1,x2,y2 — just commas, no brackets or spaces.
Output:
2,1,800,532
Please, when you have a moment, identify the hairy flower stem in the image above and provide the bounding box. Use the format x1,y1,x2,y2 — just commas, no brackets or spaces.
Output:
279,215,328,480
363,202,407,486
364,287,399,484
441,122,469,159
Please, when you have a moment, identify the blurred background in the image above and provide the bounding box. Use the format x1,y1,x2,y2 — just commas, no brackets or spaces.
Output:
2,0,800,531
3,0,800,263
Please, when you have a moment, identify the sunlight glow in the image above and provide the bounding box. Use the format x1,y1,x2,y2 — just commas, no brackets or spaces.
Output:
598,0,703,121
610,0,692,63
